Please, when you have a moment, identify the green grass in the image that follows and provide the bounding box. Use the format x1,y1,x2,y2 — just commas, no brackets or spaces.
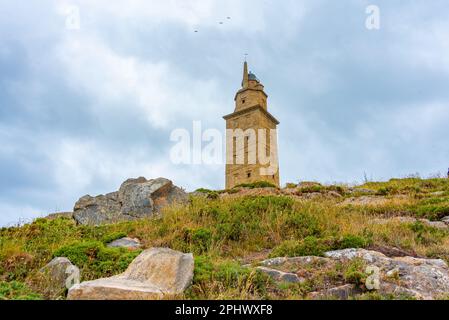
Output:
53,241,142,280
0,281,42,300
234,181,278,189
1,177,449,299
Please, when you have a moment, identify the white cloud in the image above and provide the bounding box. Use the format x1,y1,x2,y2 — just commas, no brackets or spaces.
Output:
55,34,223,128
0,203,45,227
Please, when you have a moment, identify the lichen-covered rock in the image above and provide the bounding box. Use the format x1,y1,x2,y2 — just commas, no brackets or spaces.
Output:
254,248,449,300
441,216,449,225
67,248,194,300
72,177,187,226
324,248,449,299
309,284,358,300
118,177,169,217
260,256,331,268
256,266,304,283
73,192,124,225
107,237,141,249
44,212,74,221
40,257,80,291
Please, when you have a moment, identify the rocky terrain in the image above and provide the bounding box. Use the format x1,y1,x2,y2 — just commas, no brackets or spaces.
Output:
1,177,449,300
52,177,188,226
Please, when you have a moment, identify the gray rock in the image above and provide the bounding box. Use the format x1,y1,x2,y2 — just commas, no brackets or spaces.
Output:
73,192,124,225
324,248,449,299
372,217,448,229
67,248,194,300
441,216,449,225
379,283,424,299
44,212,74,220
256,266,304,283
352,188,376,194
260,256,331,268
327,191,343,198
118,177,166,217
107,237,141,249
423,220,447,229
40,257,80,291
309,284,358,300
73,177,187,226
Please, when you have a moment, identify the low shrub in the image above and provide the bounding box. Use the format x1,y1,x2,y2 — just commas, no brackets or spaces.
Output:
190,256,269,299
343,259,367,286
0,281,42,300
53,241,141,280
234,181,278,189
337,234,371,250
184,227,213,254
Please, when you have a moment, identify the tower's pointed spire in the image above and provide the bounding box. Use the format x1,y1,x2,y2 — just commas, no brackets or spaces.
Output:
242,60,249,88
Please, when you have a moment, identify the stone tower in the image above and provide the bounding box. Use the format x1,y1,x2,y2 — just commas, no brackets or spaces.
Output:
223,61,280,189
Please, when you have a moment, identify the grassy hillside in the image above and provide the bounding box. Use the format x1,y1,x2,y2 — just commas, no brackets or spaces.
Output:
1,177,449,300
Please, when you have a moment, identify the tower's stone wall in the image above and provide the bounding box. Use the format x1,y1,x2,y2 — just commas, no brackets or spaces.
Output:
223,62,280,189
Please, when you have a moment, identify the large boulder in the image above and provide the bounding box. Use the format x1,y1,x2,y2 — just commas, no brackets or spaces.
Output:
38,257,80,296
118,177,180,217
73,177,187,226
73,192,124,225
67,248,194,300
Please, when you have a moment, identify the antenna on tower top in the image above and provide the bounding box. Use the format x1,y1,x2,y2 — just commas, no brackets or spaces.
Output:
244,53,248,62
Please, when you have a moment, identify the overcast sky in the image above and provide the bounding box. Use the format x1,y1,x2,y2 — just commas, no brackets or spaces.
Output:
1,0,448,226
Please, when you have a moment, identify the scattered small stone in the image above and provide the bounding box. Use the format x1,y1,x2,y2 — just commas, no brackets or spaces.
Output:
107,237,142,249
386,268,400,278
441,216,449,225
309,284,358,300
260,256,331,268
372,217,448,229
297,182,322,188
352,188,376,194
423,220,447,229
327,191,343,198
256,266,304,283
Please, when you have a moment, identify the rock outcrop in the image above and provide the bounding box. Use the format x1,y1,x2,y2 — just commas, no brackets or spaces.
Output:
371,217,448,229
73,177,187,226
323,248,449,299
254,248,449,300
256,266,304,283
67,248,194,300
107,237,142,249
309,284,359,300
44,212,74,221
39,257,80,292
